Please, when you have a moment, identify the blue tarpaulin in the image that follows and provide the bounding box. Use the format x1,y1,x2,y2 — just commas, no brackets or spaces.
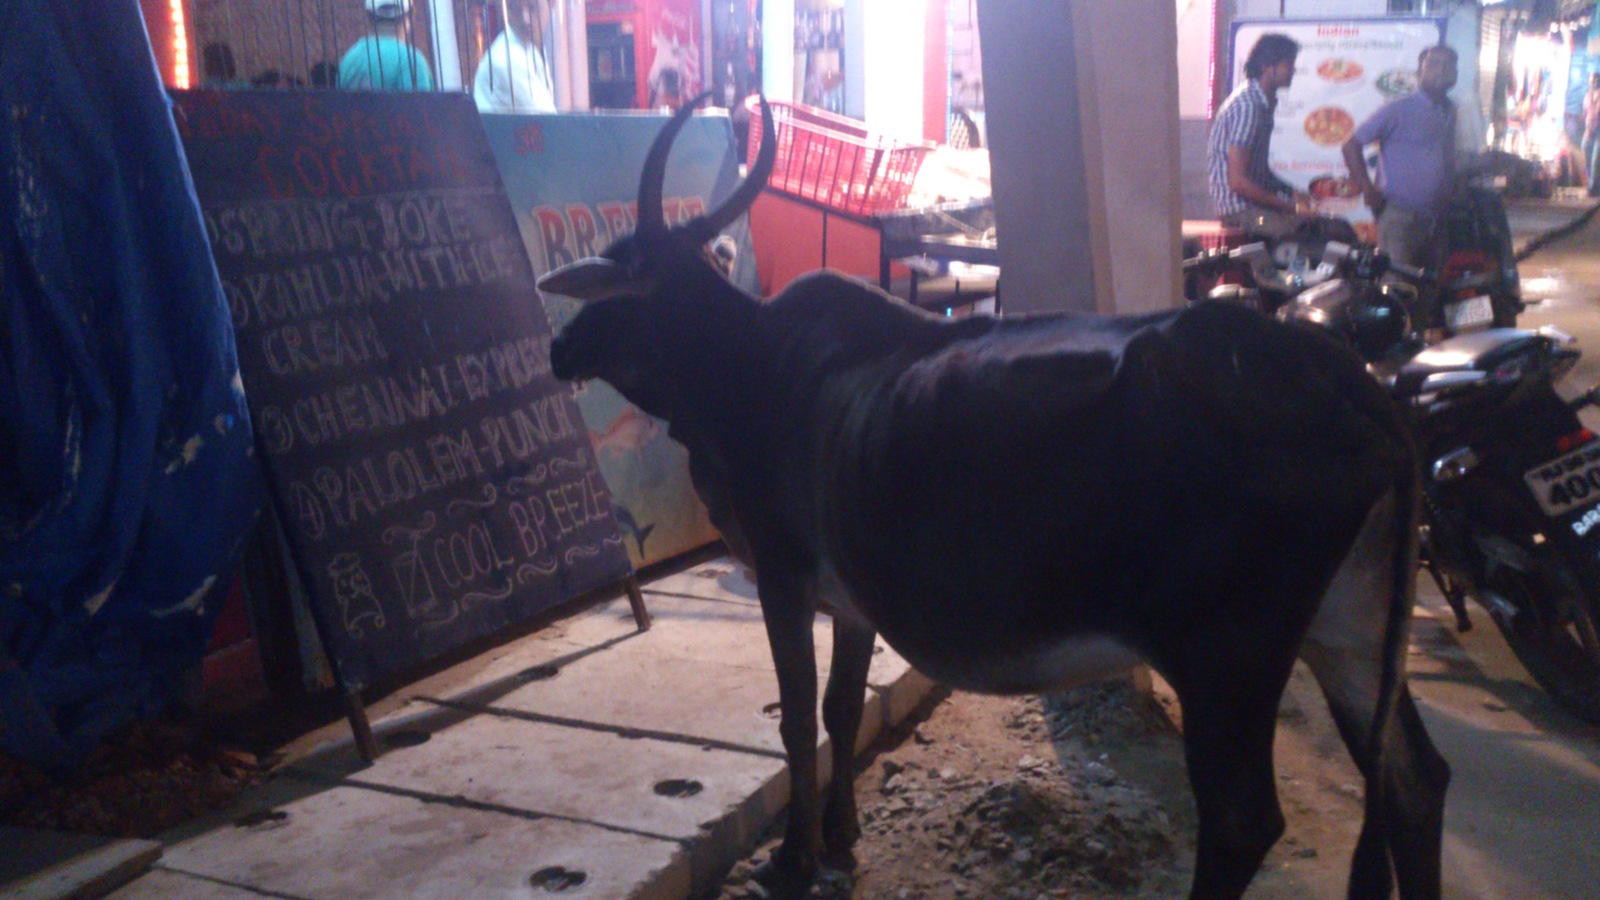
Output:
1,1,263,770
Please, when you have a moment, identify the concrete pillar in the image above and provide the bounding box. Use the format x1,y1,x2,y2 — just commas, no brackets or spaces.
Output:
977,1,1182,316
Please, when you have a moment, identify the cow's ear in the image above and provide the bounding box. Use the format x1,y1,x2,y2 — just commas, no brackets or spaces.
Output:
538,258,654,301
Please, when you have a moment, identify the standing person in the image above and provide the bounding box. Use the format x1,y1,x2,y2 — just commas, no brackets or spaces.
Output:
1340,45,1459,272
474,0,557,114
1583,72,1600,198
337,0,435,91
1207,33,1312,236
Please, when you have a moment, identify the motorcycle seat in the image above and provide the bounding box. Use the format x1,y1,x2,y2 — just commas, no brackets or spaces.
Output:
1389,328,1547,399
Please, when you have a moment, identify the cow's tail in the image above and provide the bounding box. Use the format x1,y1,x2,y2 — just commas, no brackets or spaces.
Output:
1349,427,1423,898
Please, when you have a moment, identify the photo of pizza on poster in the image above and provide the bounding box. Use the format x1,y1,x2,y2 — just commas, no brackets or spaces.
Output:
1230,17,1447,234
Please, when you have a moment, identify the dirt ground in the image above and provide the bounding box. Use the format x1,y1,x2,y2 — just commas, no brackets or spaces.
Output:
0,719,271,841
711,663,1373,900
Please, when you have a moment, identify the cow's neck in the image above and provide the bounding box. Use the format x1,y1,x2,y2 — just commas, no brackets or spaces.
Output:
655,283,778,456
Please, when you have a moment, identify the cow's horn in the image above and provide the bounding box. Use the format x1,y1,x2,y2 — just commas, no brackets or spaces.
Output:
684,95,776,245
637,92,713,247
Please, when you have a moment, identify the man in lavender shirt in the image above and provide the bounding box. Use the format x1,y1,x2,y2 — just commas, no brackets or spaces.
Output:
1341,45,1458,271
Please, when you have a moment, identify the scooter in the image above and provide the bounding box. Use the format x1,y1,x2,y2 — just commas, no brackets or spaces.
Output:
1184,243,1600,723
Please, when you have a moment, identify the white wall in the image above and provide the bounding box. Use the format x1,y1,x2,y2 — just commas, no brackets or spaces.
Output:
1282,0,1386,15
1176,0,1215,118
860,0,926,142
762,0,796,103
556,0,588,109
1446,1,1486,152
1234,0,1386,16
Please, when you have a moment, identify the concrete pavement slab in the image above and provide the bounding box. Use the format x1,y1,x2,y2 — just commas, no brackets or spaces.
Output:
626,560,935,732
274,596,645,764
474,586,930,757
106,554,937,900
314,558,933,759
639,557,758,602
0,828,161,900
109,783,691,900
486,641,841,757
106,869,262,898
554,592,779,672
294,713,788,893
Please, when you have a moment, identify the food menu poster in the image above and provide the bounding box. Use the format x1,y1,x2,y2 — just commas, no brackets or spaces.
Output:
480,112,751,570
1230,17,1447,226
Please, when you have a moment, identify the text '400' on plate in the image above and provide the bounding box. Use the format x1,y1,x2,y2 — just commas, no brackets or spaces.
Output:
1526,441,1600,518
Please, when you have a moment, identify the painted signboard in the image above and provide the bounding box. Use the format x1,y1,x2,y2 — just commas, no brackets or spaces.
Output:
172,90,632,688
482,111,755,567
1231,17,1447,231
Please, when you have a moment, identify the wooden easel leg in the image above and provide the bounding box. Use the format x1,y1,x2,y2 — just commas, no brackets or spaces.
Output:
342,686,380,764
624,575,652,632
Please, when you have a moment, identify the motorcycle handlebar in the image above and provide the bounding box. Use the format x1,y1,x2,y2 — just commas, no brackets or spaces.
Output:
1181,240,1441,292
1386,258,1431,283
1181,250,1233,276
1181,241,1335,294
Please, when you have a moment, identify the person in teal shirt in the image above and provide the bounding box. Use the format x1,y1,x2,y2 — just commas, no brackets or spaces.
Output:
338,0,435,91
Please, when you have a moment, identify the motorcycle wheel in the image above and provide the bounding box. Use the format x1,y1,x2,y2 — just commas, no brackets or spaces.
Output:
1481,552,1600,724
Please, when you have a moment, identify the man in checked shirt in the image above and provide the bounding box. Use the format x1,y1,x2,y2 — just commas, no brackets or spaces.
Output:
1208,33,1313,237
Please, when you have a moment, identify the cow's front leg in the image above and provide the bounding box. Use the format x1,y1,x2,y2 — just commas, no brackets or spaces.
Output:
753,577,821,897
820,615,875,869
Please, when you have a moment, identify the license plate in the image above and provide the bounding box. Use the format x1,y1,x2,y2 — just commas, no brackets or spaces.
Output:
1444,295,1494,329
1525,442,1600,517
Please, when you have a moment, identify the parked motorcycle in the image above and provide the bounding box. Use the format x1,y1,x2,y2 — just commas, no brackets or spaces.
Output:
1430,164,1524,332
1184,243,1600,723
1181,216,1360,312
1185,160,1523,333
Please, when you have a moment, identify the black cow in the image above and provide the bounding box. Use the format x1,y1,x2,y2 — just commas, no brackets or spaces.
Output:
539,97,1449,900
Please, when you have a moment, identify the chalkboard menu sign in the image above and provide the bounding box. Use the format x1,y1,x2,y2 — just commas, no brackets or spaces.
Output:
171,90,632,689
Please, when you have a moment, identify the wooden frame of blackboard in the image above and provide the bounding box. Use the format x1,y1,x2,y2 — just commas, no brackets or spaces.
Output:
171,89,649,763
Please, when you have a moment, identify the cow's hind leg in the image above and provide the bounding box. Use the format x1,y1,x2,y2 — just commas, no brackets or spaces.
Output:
1171,650,1295,900
1300,490,1449,900
820,616,876,869
1302,656,1448,900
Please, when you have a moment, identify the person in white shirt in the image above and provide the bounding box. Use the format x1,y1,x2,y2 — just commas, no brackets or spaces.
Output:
473,0,556,113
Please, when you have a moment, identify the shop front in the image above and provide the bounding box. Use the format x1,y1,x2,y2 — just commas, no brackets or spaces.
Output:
585,0,705,110
1495,3,1595,187
144,0,589,107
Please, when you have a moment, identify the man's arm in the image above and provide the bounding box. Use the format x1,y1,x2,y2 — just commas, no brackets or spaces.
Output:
1344,103,1395,211
1226,145,1299,214
1262,165,1300,199
1443,101,1457,190
1341,137,1384,210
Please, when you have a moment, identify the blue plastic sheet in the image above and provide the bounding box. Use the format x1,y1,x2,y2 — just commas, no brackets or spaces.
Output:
1,0,263,771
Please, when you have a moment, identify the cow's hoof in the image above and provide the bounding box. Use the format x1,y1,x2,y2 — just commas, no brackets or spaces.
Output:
820,806,860,870
749,856,816,899
820,820,860,870
820,844,857,872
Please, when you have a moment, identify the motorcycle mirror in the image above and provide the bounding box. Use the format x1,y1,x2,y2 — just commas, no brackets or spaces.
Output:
1537,325,1578,348
1569,384,1600,412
